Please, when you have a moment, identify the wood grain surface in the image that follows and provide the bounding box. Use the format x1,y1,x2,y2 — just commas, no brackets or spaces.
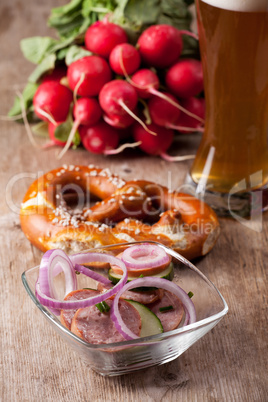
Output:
0,1,267,401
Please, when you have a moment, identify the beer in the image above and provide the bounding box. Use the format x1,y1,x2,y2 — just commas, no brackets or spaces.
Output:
191,0,268,194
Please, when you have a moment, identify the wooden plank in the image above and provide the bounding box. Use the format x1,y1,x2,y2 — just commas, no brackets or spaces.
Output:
0,1,267,401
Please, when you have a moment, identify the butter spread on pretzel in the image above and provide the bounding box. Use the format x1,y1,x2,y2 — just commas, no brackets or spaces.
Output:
20,165,220,259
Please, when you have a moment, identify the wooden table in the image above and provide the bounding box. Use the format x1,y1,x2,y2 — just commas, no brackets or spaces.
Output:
1,1,267,400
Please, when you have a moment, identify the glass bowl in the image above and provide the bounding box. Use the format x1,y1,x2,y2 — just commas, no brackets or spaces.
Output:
22,241,228,376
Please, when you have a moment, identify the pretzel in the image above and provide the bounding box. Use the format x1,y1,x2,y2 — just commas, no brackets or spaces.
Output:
20,165,220,259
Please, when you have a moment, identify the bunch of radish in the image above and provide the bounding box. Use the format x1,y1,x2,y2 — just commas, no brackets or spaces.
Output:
33,21,205,161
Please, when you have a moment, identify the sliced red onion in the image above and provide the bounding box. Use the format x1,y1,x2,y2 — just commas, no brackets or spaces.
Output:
47,250,78,300
36,249,77,315
37,249,61,315
121,244,170,271
35,252,128,311
111,277,196,340
74,263,112,286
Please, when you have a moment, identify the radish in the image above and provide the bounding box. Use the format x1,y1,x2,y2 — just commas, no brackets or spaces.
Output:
131,69,160,99
132,122,195,162
79,121,119,154
73,98,102,126
130,69,204,123
166,59,204,98
148,93,204,132
33,81,73,123
99,79,156,135
148,93,181,127
67,56,112,97
79,120,141,155
171,97,205,133
85,21,128,58
137,25,183,68
103,112,135,129
109,43,141,75
57,97,103,159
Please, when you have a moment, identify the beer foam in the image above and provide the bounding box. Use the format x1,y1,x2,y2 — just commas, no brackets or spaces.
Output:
201,0,268,12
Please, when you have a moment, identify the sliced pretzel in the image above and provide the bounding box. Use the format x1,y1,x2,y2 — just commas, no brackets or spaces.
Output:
20,164,220,259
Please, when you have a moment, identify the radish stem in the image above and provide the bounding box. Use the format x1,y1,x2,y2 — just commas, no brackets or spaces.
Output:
34,105,57,125
105,141,142,155
17,91,39,148
180,30,199,41
149,88,204,124
73,72,85,103
160,153,196,162
117,99,157,136
57,119,80,159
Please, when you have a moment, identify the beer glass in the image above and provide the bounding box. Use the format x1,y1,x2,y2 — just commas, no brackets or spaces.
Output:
188,0,268,216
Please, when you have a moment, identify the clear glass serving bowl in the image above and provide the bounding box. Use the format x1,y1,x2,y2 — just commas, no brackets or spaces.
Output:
22,241,228,376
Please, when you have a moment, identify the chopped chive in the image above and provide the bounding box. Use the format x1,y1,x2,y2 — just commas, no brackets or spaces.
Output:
139,274,144,278
95,301,110,313
159,305,174,312
188,291,194,298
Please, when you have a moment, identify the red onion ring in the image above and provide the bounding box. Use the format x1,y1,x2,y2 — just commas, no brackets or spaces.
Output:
47,250,78,300
37,249,63,315
111,277,196,340
121,244,170,271
74,263,112,286
35,251,128,312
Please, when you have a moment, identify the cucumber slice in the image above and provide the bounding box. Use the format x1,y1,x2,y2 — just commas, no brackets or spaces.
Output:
108,262,174,286
126,300,163,337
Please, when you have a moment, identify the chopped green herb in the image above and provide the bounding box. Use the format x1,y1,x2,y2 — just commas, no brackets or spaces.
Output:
159,305,174,312
188,291,194,298
139,274,144,278
96,301,110,313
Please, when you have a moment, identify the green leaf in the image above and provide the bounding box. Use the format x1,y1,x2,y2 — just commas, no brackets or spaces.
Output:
122,0,161,28
49,0,83,17
32,121,49,138
20,37,58,64
8,82,38,117
28,54,57,83
82,0,116,18
54,116,81,147
65,45,92,65
48,0,89,40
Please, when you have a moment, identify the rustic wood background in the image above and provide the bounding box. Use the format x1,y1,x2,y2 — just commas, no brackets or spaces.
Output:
0,1,267,401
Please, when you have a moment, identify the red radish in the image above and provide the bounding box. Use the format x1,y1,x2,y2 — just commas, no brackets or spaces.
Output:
130,69,204,123
33,81,73,123
103,112,135,128
133,122,173,156
79,121,119,154
148,93,181,127
137,25,183,68
85,21,128,58
99,80,157,135
57,97,103,159
41,66,67,84
171,97,205,133
99,80,138,115
131,69,160,99
133,122,195,162
166,59,204,98
109,43,141,75
73,98,102,126
67,56,112,97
